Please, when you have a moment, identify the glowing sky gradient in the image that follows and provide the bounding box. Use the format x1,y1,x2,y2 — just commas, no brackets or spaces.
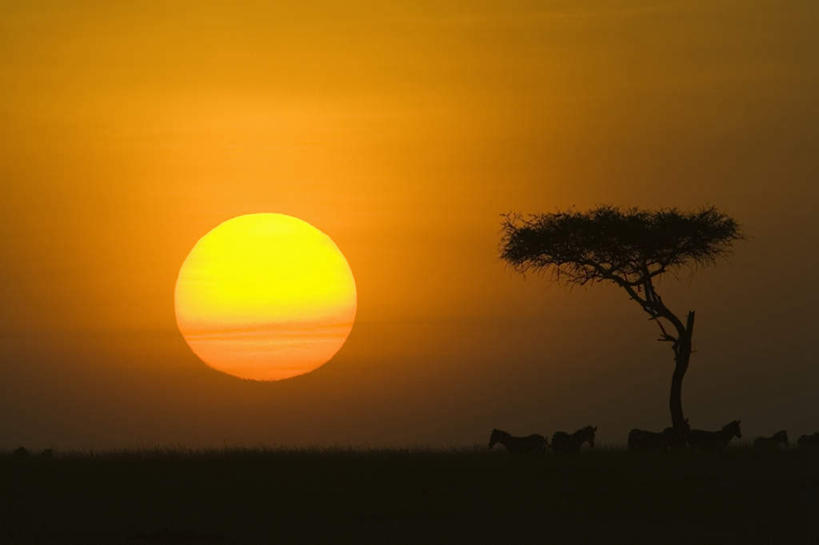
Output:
1,1,817,448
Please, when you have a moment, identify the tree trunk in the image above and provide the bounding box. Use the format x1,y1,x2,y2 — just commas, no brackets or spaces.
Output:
669,310,695,447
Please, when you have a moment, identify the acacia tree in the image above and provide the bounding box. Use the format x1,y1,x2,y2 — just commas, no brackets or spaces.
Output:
500,206,741,438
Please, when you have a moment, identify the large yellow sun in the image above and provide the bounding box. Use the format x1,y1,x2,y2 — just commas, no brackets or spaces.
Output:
174,214,357,381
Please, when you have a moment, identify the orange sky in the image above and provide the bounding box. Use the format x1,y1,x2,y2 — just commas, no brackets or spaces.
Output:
1,1,818,449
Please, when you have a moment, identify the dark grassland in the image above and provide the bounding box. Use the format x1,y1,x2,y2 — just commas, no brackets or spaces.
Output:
3,448,819,544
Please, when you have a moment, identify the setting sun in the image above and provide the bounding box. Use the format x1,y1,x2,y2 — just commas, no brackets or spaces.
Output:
174,213,357,381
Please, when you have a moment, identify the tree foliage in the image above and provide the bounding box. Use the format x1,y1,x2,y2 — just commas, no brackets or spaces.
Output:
501,206,741,289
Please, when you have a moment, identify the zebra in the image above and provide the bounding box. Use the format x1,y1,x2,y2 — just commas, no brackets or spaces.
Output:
627,427,675,451
753,430,788,451
797,432,819,448
551,426,596,455
687,420,742,451
488,429,548,454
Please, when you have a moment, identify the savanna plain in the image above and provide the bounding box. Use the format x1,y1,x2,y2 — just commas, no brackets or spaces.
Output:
3,447,819,544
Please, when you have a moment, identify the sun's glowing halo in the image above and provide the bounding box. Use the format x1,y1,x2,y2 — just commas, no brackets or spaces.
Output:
174,213,357,381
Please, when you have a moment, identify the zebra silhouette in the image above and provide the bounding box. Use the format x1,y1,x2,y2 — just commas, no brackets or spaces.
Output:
753,430,788,450
488,429,548,454
628,427,675,451
687,420,741,451
551,426,596,455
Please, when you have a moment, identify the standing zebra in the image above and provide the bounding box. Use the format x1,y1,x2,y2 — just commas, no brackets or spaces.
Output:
687,420,742,451
488,429,548,454
628,427,675,451
551,426,596,455
753,431,788,450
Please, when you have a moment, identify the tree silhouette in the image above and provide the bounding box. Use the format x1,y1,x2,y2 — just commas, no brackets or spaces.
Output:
500,206,742,441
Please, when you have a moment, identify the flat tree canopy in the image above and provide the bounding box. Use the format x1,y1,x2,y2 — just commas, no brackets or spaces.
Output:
501,206,741,288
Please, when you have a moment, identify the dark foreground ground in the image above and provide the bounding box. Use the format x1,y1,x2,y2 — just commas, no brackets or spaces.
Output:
2,447,819,544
